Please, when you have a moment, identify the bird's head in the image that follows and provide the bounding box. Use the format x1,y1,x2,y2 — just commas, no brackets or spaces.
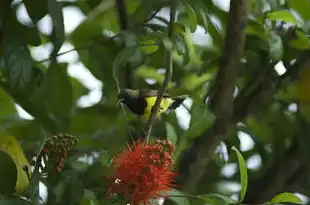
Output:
117,89,138,106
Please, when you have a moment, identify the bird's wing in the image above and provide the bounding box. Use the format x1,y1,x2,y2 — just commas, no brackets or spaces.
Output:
168,95,188,110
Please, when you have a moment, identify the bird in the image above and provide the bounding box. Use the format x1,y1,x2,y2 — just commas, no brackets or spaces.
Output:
117,89,187,121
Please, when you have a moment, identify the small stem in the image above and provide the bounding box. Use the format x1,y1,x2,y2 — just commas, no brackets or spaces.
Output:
144,0,176,142
35,42,93,64
36,35,119,64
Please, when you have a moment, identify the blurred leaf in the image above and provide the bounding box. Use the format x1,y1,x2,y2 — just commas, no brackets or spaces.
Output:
47,0,65,55
135,66,175,88
80,189,100,205
0,199,31,205
266,10,299,24
198,193,237,204
205,14,222,47
251,0,265,16
289,30,310,50
187,104,215,138
7,16,41,46
2,35,33,88
268,32,283,61
182,0,197,33
198,8,208,34
0,132,30,194
0,151,17,196
162,37,173,51
180,73,213,91
231,146,248,202
98,150,110,167
70,77,90,103
268,0,280,10
299,68,310,122
164,189,190,205
32,63,73,119
0,89,18,119
288,0,310,21
270,192,302,204
53,181,66,202
113,47,138,71
23,0,48,22
298,68,310,103
165,122,178,145
277,82,298,101
139,39,159,54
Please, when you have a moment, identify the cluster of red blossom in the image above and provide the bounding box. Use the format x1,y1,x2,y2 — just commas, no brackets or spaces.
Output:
109,139,177,205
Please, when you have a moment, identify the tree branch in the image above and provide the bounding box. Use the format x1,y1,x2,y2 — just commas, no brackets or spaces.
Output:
244,142,301,203
36,35,119,64
116,0,135,89
144,0,176,141
181,0,249,193
177,50,310,195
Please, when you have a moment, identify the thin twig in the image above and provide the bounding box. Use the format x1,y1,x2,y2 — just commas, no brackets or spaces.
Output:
144,0,176,142
36,42,93,64
36,35,119,64
144,9,161,24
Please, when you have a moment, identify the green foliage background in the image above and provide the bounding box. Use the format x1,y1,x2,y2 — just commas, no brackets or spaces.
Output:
0,0,310,204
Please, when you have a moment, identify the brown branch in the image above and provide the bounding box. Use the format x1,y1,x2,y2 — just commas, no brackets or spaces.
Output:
181,0,249,193
116,0,135,89
36,35,119,64
144,0,176,141
244,112,310,203
176,51,310,195
244,142,301,203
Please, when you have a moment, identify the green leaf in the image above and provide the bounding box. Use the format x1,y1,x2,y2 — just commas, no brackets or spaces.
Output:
135,66,175,88
180,73,213,91
198,8,208,34
80,189,100,205
23,0,48,22
2,35,34,88
289,30,310,50
113,47,138,70
268,32,283,61
162,37,173,51
139,39,159,54
0,151,18,196
46,63,73,116
187,104,215,138
0,199,31,205
47,0,65,55
182,0,197,32
288,0,310,21
231,146,248,202
164,189,190,205
270,192,303,204
266,10,299,24
31,63,73,119
113,47,138,84
165,122,178,145
198,193,238,204
7,17,41,46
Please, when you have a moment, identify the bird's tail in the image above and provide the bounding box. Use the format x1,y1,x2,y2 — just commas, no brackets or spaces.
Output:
168,95,188,111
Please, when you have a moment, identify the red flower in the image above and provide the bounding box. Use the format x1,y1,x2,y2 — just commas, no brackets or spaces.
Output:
109,139,176,205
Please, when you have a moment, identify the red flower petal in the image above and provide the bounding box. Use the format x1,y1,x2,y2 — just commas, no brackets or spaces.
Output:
109,139,176,205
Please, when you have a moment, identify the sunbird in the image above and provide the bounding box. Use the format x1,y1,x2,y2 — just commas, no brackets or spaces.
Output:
117,89,187,121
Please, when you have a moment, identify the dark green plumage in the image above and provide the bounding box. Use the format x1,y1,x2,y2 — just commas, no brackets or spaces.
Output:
117,89,187,118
